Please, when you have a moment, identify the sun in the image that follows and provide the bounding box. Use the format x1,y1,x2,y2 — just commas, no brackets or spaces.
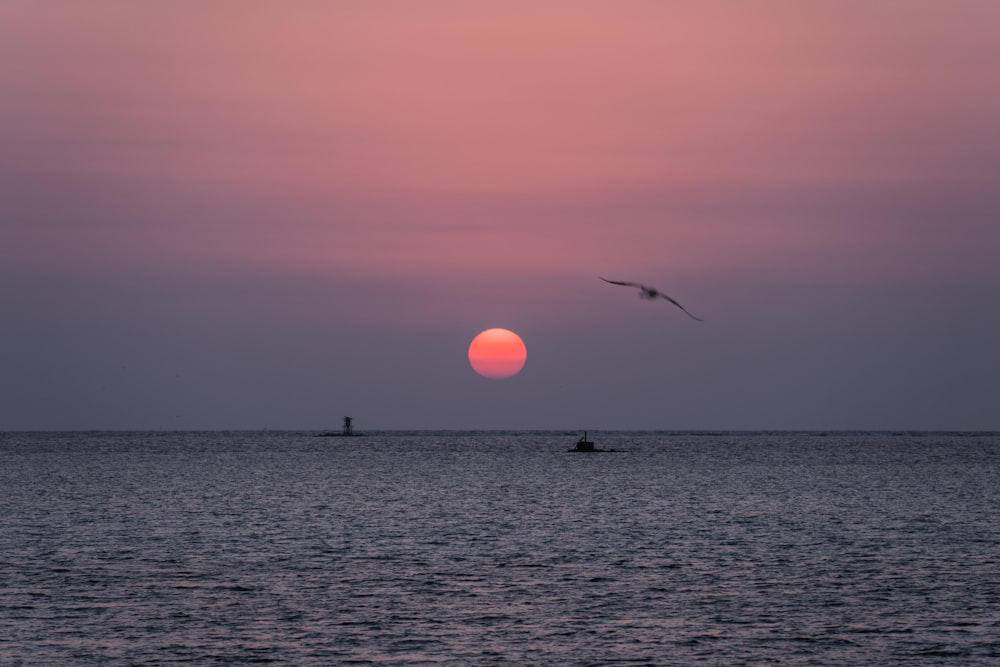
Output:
468,328,527,380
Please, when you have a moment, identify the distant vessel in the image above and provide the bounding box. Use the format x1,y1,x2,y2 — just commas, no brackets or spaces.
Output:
567,432,619,453
571,432,595,452
318,416,362,437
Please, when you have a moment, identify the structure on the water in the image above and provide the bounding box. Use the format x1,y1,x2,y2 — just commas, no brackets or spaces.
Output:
573,432,595,452
567,431,618,453
317,416,361,437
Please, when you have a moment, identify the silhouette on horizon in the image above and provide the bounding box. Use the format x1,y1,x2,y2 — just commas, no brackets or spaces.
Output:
317,416,363,437
567,431,619,453
599,277,704,321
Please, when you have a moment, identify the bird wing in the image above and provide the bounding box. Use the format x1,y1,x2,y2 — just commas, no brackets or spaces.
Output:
599,277,640,287
658,294,704,321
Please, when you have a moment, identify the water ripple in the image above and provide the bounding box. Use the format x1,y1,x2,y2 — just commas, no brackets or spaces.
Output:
2,431,999,664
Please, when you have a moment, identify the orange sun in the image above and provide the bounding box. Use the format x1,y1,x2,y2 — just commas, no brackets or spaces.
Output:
468,328,527,380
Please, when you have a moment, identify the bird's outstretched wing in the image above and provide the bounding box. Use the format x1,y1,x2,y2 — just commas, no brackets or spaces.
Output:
599,277,640,288
600,276,704,321
657,294,704,322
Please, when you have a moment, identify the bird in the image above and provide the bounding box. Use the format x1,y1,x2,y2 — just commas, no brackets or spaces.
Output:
599,277,704,321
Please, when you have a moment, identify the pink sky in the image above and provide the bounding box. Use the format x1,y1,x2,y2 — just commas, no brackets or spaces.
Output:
2,2,999,429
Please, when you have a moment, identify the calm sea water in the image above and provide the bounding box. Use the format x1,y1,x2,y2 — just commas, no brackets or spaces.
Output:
2,431,999,665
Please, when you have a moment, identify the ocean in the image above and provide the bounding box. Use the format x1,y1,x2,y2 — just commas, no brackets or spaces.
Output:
2,430,999,665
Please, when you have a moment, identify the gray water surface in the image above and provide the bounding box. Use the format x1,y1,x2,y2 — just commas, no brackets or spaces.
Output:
2,431,999,665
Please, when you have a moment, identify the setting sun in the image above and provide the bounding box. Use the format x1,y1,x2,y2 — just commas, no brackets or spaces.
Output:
468,328,527,380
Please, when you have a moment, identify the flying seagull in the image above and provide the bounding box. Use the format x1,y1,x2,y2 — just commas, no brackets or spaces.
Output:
600,277,704,321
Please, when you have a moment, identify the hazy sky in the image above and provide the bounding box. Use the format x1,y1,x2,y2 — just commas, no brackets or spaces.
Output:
3,1,999,430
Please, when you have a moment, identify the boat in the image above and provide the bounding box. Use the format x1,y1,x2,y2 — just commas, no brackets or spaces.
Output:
568,431,618,453
571,432,596,452
567,431,622,453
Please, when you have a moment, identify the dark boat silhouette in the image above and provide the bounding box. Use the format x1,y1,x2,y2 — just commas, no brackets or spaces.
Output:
568,432,618,452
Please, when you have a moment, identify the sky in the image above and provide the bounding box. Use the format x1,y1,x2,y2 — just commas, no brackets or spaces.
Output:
2,1,999,430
